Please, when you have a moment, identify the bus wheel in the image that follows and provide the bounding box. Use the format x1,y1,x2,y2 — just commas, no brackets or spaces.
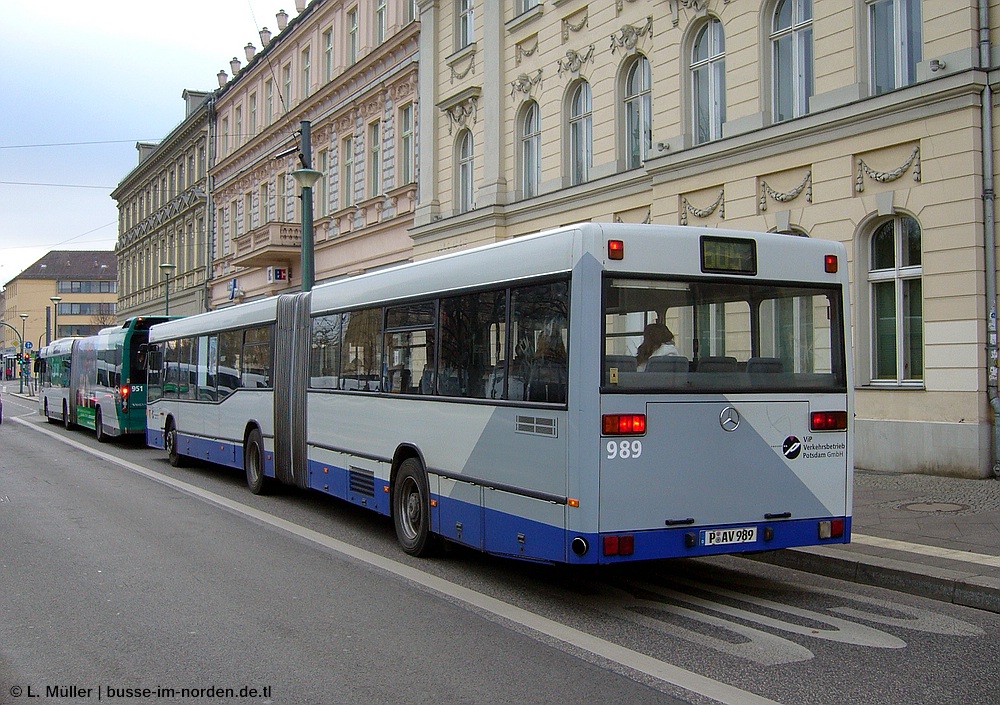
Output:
44,400,58,424
393,458,435,557
62,401,71,429
95,408,108,443
244,428,267,495
166,421,185,467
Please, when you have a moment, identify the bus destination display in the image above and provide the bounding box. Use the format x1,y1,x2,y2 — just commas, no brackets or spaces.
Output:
700,236,757,275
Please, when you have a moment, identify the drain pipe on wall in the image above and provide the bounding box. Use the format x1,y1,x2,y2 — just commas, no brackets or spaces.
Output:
980,0,1000,477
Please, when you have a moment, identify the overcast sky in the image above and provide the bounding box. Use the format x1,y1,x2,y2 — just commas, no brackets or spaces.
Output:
0,0,295,288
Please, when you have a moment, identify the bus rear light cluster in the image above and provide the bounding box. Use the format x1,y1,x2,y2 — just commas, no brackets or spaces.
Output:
819,519,845,540
602,414,646,435
824,254,839,273
608,239,625,260
119,385,130,411
810,410,848,431
603,535,634,557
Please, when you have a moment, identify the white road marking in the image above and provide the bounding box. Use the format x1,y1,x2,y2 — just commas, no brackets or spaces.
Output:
851,533,1000,568
15,417,783,705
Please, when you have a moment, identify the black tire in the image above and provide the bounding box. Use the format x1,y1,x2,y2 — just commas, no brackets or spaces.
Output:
392,457,435,557
62,401,71,429
44,400,58,424
244,428,267,494
95,407,108,443
165,421,185,467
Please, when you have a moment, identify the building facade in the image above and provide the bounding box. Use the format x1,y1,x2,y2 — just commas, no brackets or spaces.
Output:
409,0,1000,478
210,0,420,307
112,90,213,319
0,251,118,374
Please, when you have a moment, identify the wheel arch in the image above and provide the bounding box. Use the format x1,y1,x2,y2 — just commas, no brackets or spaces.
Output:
389,443,426,516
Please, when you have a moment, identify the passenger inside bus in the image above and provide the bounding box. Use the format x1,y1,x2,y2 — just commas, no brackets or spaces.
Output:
635,323,683,372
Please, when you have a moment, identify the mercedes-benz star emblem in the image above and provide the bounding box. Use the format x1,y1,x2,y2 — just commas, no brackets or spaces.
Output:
719,406,741,432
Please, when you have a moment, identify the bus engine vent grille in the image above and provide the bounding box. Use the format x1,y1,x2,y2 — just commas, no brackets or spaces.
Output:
515,415,558,438
349,467,376,497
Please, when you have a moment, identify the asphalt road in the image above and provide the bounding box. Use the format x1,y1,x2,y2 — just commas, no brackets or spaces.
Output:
1,393,998,705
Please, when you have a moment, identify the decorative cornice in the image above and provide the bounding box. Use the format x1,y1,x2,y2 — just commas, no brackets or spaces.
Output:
856,146,921,193
680,189,725,226
510,69,543,99
760,171,812,211
438,87,482,134
120,186,208,247
615,0,642,15
611,17,653,55
449,49,476,82
668,0,731,28
516,38,539,66
562,12,588,43
557,45,595,76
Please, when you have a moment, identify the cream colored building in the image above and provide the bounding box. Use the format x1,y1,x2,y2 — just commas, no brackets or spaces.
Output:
211,0,419,306
112,90,213,318
409,0,1000,478
1,251,118,376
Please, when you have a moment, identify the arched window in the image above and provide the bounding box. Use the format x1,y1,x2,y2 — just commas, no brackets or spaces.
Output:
868,216,922,383
691,19,725,144
623,55,652,169
771,0,813,122
569,81,592,185
456,130,474,214
520,102,541,199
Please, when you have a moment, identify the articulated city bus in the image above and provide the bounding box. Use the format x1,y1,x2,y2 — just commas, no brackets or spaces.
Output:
38,317,168,441
145,223,853,564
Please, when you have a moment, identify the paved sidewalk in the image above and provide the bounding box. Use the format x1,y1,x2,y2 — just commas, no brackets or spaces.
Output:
750,469,1000,614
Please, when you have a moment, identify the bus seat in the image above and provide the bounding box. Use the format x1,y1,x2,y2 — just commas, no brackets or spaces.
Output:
645,355,689,373
696,356,738,373
606,355,637,373
747,357,784,374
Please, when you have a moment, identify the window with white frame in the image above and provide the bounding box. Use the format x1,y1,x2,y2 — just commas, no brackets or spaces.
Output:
324,29,334,82
282,64,292,107
301,47,311,99
569,80,592,185
406,0,417,23
368,121,382,198
516,0,539,15
520,102,541,199
376,0,387,46
249,93,257,137
868,215,923,383
869,0,922,95
318,150,329,217
771,0,813,122
399,103,415,184
456,129,474,213
235,107,242,149
691,19,725,144
348,8,359,65
265,80,274,124
341,135,355,208
623,55,652,169
457,0,474,50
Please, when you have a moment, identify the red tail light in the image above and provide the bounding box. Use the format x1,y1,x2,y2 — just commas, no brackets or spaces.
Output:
602,414,646,435
824,254,839,273
811,411,848,431
608,240,624,260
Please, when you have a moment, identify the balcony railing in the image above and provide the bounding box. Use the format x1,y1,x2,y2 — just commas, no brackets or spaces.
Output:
233,221,302,267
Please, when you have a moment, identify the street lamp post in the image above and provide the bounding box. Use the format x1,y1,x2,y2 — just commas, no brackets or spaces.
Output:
19,313,28,394
160,263,177,315
291,120,321,293
49,296,62,342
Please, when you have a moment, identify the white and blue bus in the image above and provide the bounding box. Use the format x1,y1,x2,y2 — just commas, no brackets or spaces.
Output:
145,223,852,564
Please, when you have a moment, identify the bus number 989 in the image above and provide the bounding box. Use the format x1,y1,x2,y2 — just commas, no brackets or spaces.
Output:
607,440,642,460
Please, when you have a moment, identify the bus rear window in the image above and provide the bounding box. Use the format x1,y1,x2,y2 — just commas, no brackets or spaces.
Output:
603,277,846,392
